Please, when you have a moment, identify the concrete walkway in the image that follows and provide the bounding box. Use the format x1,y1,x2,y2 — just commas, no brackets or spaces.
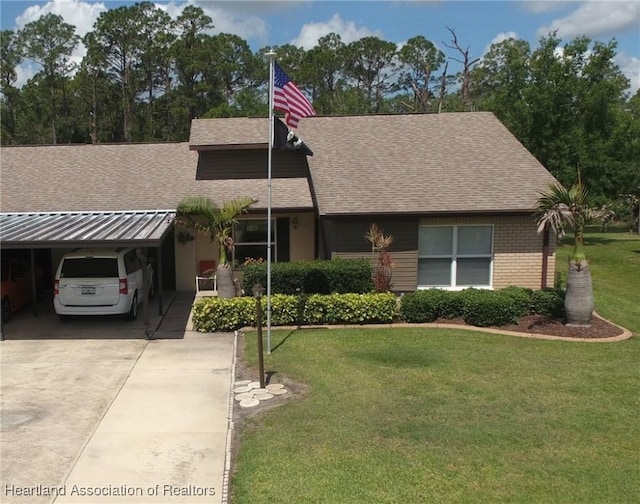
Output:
1,294,236,504
45,296,236,504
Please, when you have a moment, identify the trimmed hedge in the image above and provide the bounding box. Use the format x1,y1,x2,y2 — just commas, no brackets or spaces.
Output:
462,291,520,327
530,288,566,319
191,292,396,332
192,287,567,332
191,296,256,332
399,289,448,323
302,293,397,325
499,286,534,317
400,287,566,326
242,259,374,295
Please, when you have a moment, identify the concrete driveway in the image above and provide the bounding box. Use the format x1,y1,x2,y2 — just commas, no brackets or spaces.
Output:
1,338,147,504
1,294,234,504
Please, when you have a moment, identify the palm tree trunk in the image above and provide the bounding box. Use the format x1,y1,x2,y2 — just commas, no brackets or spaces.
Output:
216,264,235,299
565,262,594,326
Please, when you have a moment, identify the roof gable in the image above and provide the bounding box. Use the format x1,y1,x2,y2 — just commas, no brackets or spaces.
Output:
294,112,558,215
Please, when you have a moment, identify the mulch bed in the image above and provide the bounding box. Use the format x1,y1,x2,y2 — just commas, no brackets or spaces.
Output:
433,314,625,339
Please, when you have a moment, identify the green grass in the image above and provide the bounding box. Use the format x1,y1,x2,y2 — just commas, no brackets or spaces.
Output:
555,227,640,335
231,230,640,503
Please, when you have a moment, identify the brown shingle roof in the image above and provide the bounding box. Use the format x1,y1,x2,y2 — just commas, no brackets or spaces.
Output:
0,142,313,213
2,113,557,217
190,118,269,148
295,112,558,215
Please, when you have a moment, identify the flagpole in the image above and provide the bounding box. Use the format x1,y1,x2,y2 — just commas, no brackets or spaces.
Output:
266,51,275,354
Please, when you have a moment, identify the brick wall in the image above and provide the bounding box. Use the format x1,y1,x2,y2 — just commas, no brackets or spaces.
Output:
418,215,556,290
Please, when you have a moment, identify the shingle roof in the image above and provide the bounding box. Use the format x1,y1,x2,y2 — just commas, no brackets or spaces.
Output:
295,112,558,215
1,113,558,218
190,118,268,148
0,142,313,213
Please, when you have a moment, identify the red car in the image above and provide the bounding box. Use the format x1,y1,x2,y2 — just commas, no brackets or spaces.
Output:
1,257,41,323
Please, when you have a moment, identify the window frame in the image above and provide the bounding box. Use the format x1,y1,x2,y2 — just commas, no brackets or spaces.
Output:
232,218,277,267
417,224,494,290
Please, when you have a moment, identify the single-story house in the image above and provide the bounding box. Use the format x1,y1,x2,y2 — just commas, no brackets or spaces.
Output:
0,112,558,297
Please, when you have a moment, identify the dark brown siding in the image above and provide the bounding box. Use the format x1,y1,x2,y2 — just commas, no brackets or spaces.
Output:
318,219,335,260
196,150,310,180
332,216,419,253
332,251,418,292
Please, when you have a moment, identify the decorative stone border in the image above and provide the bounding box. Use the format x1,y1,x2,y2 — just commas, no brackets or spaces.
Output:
239,314,633,343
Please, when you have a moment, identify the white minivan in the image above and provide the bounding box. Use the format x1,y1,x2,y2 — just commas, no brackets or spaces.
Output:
53,248,153,320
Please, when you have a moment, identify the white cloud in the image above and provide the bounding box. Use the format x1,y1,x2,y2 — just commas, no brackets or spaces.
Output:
154,1,186,20
15,62,39,89
156,1,269,42
13,0,103,87
483,31,520,55
520,1,574,15
537,1,640,39
491,31,520,45
15,0,106,36
290,13,382,50
616,51,640,95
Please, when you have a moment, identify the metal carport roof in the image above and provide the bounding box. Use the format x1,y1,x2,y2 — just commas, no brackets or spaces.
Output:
0,210,176,249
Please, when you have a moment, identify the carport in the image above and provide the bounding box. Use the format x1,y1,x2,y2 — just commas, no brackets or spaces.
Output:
0,210,176,340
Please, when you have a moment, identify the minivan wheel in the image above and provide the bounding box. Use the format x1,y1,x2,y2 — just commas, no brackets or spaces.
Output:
2,298,11,324
126,292,138,321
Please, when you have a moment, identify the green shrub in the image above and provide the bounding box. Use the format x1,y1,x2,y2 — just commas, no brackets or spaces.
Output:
463,291,520,327
458,288,485,318
192,292,396,331
191,297,255,332
301,294,328,325
531,288,565,319
303,293,397,324
242,259,373,295
438,290,465,319
399,290,448,323
500,286,534,317
264,294,299,326
324,259,374,294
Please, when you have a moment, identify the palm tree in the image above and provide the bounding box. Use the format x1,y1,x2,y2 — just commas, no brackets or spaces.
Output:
534,179,613,326
176,196,257,298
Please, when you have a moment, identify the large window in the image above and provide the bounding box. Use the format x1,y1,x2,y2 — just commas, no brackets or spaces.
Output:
232,219,275,266
418,225,493,288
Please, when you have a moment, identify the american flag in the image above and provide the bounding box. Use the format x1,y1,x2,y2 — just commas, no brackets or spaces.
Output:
273,62,316,129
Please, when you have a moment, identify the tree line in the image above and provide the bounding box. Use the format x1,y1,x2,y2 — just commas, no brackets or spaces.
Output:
1,2,638,205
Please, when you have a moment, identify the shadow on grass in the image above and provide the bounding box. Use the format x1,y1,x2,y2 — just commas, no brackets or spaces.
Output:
349,347,441,368
270,326,327,353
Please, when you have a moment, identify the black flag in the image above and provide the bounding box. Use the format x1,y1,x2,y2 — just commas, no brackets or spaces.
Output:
273,118,313,156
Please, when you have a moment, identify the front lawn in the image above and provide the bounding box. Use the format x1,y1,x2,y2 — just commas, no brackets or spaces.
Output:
231,230,640,503
233,328,639,503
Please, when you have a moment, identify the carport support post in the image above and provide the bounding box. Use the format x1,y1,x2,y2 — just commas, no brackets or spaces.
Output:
30,249,38,317
140,248,151,339
157,247,163,316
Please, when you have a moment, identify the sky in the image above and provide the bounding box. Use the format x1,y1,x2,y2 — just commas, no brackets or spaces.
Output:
2,0,639,94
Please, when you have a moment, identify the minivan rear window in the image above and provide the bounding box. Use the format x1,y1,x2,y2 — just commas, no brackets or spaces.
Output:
60,258,119,278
